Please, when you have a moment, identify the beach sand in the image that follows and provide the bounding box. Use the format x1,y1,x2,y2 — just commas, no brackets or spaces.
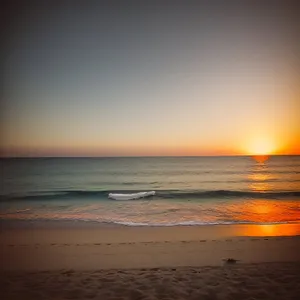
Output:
0,223,299,299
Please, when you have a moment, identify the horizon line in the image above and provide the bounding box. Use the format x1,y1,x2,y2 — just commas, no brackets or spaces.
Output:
1,154,299,159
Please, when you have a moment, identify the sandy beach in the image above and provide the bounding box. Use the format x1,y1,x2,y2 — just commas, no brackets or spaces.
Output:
0,223,299,299
1,262,299,300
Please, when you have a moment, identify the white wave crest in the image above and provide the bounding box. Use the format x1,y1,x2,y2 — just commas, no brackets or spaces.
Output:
108,191,155,201
111,221,232,226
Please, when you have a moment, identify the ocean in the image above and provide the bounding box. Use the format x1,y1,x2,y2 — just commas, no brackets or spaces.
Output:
0,156,299,226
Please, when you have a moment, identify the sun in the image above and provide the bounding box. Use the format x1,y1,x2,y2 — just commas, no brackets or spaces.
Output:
246,138,277,155
250,139,274,155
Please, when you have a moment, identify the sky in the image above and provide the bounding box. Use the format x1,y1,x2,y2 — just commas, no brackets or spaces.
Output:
1,0,299,157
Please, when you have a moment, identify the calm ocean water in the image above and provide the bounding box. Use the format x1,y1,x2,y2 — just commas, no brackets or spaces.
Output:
0,156,299,226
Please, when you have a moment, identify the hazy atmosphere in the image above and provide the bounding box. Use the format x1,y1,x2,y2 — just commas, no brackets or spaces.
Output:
1,0,299,156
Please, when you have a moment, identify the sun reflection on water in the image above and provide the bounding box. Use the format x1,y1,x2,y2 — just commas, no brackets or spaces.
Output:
252,155,269,163
239,224,300,236
248,155,274,192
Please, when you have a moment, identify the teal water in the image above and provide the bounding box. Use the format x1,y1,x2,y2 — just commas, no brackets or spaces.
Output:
0,156,299,226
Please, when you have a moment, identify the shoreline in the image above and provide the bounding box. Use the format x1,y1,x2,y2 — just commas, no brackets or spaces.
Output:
1,219,299,236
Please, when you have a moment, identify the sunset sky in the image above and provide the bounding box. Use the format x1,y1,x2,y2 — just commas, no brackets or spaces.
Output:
1,0,299,157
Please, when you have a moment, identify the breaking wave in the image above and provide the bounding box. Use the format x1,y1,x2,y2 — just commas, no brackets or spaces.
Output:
1,189,300,201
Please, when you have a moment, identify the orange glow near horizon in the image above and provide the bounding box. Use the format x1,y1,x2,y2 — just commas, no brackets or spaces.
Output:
239,129,300,157
0,135,299,157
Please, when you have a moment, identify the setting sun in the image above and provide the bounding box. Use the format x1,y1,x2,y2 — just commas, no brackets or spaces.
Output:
246,138,277,155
